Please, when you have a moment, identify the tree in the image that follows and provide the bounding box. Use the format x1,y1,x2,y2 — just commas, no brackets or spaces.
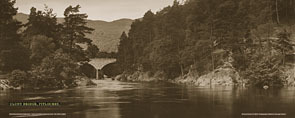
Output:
9,70,28,88
31,50,79,89
0,0,30,72
0,0,21,50
275,0,280,24
117,31,133,70
29,35,56,64
62,5,94,51
24,6,60,40
85,43,100,58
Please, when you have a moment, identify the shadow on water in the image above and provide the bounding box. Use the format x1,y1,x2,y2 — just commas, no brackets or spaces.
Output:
1,80,295,118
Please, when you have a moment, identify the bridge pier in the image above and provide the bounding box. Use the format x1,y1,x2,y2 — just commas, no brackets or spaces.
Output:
96,69,99,79
95,69,104,80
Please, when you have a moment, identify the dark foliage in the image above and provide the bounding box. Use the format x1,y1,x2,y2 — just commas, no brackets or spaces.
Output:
117,0,295,87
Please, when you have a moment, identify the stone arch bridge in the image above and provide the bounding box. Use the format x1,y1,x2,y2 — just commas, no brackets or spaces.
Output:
88,58,117,79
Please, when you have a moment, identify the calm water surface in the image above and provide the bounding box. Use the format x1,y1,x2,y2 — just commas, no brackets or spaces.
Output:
1,79,295,118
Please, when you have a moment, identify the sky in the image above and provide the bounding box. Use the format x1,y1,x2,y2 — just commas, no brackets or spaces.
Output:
15,0,175,21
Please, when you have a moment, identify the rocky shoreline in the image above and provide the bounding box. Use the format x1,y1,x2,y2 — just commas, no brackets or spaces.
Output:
2,64,294,89
114,65,243,87
114,63,295,87
173,67,242,86
0,76,97,90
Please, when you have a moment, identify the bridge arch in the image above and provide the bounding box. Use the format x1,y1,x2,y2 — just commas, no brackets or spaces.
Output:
88,58,116,79
101,62,122,77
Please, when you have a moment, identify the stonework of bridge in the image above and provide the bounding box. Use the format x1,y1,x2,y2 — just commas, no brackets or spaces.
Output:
88,58,116,79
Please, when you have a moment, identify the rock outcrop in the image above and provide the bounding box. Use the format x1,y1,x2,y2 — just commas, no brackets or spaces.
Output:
193,67,241,86
175,61,242,86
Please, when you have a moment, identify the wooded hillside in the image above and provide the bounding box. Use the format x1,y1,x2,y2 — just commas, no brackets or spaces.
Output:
117,0,295,87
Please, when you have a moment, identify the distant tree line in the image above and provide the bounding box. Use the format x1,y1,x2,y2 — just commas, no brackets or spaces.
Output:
117,0,295,87
0,0,100,89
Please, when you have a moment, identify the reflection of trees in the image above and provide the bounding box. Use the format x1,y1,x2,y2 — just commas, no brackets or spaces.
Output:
185,86,235,118
232,88,295,117
118,84,235,118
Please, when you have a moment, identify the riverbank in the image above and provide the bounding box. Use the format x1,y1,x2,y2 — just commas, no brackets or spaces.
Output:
115,63,243,87
114,62,295,87
0,76,97,90
173,66,242,86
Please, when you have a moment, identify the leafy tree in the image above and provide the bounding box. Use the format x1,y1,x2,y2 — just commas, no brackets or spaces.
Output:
9,70,28,88
31,50,79,89
29,35,56,64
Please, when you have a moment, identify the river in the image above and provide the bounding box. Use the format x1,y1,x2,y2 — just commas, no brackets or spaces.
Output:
1,79,295,118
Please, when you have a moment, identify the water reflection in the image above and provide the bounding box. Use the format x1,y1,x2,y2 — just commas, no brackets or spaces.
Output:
0,80,295,118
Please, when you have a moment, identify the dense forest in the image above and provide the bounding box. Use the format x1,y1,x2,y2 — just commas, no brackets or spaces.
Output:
117,0,295,87
0,0,101,89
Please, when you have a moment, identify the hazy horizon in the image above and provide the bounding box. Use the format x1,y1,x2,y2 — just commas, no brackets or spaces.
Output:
15,0,175,22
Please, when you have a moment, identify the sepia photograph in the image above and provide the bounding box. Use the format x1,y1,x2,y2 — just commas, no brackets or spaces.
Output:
0,0,295,118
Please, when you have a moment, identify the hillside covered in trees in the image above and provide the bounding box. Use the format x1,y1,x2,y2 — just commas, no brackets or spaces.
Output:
117,0,295,87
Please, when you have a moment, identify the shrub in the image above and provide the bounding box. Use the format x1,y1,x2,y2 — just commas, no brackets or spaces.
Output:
31,50,80,89
9,70,29,88
245,58,285,87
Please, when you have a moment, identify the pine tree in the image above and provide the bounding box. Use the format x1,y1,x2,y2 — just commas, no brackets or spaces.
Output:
117,31,132,70
24,6,59,39
62,5,94,51
0,0,30,72
0,0,21,51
